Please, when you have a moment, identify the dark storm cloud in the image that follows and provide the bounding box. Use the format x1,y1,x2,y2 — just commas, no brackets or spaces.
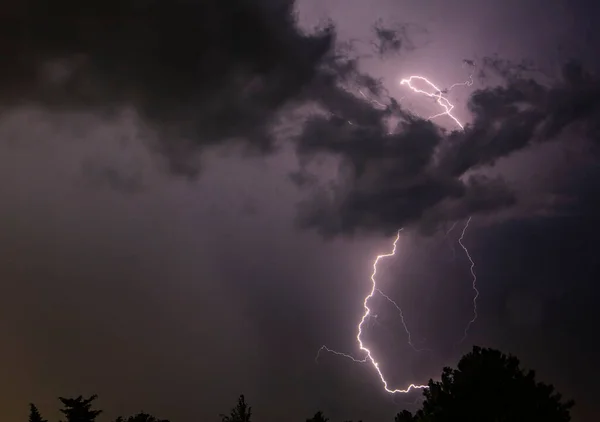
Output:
292,59,600,237
2,0,599,238
370,20,424,58
0,0,334,174
80,157,144,194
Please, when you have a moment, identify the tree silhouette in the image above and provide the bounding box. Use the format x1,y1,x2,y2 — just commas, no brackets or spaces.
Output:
397,346,574,422
22,349,574,422
221,395,252,422
29,404,48,422
394,410,415,422
306,411,329,422
58,395,103,422
114,412,170,422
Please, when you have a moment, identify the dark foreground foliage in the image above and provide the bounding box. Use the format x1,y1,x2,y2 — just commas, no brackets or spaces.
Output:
28,346,573,422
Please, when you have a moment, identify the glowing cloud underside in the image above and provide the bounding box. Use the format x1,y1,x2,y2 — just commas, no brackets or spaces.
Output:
317,69,479,394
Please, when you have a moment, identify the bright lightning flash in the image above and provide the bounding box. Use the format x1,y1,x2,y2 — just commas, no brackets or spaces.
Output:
400,70,473,129
317,66,480,395
400,72,481,343
317,230,428,394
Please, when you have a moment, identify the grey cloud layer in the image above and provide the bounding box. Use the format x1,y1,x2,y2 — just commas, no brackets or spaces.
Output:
2,1,599,236
294,61,600,236
1,0,333,173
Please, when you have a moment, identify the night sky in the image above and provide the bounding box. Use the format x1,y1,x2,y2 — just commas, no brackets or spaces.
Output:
1,1,599,421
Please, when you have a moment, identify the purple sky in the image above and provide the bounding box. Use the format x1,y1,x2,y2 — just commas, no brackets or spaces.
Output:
0,1,599,421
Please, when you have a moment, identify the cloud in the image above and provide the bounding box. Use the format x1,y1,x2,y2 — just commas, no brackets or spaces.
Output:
1,0,335,174
292,59,600,237
2,1,599,238
371,20,421,58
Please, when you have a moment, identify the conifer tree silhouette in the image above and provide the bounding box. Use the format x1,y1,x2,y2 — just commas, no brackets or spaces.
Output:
221,395,252,422
115,412,170,422
58,395,102,422
28,403,48,422
306,411,329,422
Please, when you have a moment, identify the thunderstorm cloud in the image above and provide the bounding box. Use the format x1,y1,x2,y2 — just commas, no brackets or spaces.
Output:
1,0,334,174
293,60,600,237
2,0,599,236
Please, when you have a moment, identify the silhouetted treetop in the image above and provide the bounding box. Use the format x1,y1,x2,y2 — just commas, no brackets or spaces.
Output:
394,409,416,422
29,403,48,422
221,395,252,422
398,346,574,422
25,346,574,422
59,395,103,422
307,411,329,422
114,412,170,422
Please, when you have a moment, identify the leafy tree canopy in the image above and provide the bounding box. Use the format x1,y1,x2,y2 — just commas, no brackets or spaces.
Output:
396,346,574,422
25,347,576,422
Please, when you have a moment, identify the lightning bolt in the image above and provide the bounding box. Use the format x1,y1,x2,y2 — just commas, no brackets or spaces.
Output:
400,71,481,344
400,76,466,129
316,64,479,394
317,230,428,393
444,221,458,261
399,63,474,129
375,289,432,353
456,217,479,344
358,89,389,109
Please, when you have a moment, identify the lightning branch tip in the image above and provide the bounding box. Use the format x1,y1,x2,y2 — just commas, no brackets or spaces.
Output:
456,217,479,345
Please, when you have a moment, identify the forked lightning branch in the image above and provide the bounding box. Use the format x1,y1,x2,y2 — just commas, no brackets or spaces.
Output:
316,65,479,394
